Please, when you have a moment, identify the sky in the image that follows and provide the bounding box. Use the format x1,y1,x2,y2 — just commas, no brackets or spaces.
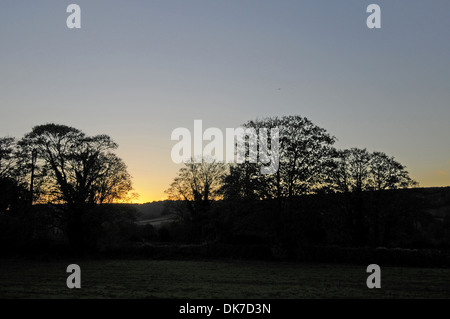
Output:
1,0,449,203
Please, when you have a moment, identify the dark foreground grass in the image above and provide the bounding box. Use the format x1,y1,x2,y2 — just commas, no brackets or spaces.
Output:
0,258,449,299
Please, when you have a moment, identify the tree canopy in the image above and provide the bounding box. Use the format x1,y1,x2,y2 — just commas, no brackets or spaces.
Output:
329,148,417,193
18,124,133,207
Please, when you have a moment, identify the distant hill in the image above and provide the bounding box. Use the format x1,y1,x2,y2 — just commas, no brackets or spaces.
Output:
116,187,450,223
129,200,175,221
414,187,450,221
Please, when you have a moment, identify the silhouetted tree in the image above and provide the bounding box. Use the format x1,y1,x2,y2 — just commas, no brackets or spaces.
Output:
370,151,417,190
165,159,226,242
17,124,133,249
166,159,226,220
219,116,336,254
18,124,132,206
0,137,16,179
329,148,416,192
0,137,31,214
222,115,336,201
326,148,417,245
222,163,267,201
329,148,372,193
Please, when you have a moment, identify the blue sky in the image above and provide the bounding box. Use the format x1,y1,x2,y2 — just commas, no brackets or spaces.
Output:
1,0,449,201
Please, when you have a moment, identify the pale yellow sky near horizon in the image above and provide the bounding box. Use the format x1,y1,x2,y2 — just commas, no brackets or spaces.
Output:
130,161,450,204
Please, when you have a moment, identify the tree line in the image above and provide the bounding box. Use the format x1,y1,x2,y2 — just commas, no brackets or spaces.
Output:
164,116,448,254
167,116,416,205
1,117,447,258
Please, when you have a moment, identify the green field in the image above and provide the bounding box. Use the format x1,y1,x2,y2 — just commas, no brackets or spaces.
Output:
0,258,449,299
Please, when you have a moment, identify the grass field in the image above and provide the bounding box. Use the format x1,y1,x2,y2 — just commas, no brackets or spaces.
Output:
0,258,449,299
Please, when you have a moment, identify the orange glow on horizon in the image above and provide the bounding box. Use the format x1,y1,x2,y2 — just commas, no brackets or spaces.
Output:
126,162,450,204
129,183,450,204
131,196,168,204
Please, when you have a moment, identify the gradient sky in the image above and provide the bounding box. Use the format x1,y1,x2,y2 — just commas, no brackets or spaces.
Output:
1,0,449,202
